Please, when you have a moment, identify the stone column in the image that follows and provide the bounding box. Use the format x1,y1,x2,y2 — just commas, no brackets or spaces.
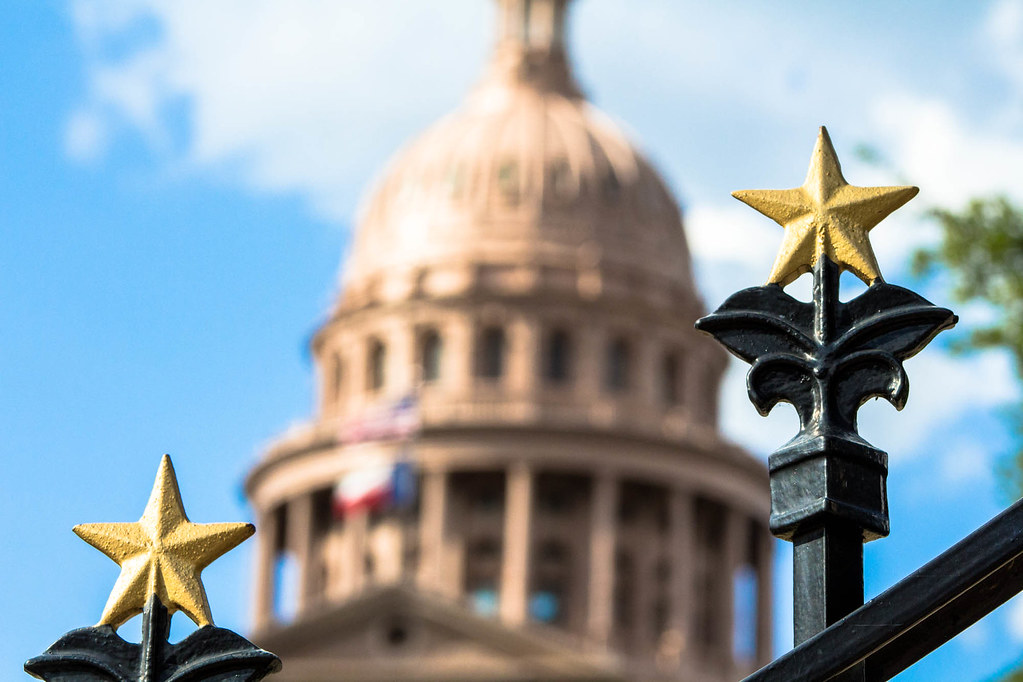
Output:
391,321,416,394
756,525,774,666
587,472,618,646
448,315,474,396
372,519,404,583
501,463,533,625
507,314,538,401
252,505,279,631
288,494,317,615
576,321,602,397
669,490,695,659
348,509,369,593
417,468,451,594
324,524,347,602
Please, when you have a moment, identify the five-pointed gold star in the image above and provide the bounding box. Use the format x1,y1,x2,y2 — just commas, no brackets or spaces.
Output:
733,126,919,287
74,455,254,629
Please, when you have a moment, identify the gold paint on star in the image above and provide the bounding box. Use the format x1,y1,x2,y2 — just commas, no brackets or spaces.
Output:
74,455,254,629
733,126,918,287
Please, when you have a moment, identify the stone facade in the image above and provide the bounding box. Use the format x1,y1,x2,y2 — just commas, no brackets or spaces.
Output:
244,1,772,680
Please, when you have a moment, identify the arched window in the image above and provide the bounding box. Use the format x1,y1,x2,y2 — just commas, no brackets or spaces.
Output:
695,498,727,649
273,552,300,623
734,519,762,664
548,158,573,202
477,326,506,380
531,540,571,625
368,339,386,392
662,351,681,405
544,328,572,383
605,336,631,392
603,167,621,203
419,329,442,384
613,550,635,632
497,160,520,204
466,537,502,618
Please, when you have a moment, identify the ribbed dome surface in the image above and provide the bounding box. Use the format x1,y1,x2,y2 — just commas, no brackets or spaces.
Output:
343,2,695,293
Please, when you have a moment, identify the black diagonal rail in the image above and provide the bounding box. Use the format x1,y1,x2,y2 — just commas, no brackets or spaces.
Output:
745,495,1023,682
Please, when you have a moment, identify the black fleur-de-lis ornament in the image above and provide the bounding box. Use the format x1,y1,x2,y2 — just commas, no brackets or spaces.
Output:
696,128,956,646
25,456,281,681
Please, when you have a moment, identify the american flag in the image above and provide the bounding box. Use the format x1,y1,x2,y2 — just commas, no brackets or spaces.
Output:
339,394,420,445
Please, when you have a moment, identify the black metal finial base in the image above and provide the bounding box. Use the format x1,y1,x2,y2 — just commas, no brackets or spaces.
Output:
25,595,281,682
697,256,956,646
697,257,955,542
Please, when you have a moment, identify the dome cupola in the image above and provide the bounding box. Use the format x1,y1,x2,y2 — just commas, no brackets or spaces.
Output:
341,0,697,314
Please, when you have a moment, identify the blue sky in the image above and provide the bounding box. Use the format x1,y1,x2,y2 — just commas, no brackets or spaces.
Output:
4,1,1023,679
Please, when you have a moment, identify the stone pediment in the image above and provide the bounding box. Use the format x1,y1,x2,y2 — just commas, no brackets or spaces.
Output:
254,584,624,681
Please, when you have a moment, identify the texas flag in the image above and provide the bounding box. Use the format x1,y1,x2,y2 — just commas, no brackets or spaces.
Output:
332,460,416,517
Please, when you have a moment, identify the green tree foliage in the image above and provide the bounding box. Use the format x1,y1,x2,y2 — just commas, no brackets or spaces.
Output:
914,197,1023,363
913,196,1023,498
1002,668,1023,682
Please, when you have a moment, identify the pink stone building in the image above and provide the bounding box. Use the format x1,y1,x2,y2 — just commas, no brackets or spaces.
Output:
244,1,772,679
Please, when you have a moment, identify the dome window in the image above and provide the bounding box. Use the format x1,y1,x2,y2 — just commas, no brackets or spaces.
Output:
662,351,682,405
367,338,387,392
548,158,574,202
605,336,631,393
497,160,520,203
418,329,442,384
477,326,506,380
544,328,572,384
603,167,621,203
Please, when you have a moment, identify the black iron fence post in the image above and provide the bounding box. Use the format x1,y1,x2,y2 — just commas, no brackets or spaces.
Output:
697,127,956,679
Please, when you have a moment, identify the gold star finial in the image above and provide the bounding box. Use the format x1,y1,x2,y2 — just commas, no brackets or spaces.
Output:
73,455,254,629
733,126,919,286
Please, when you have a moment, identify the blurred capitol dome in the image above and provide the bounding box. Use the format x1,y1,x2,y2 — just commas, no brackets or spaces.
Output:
344,13,695,298
245,2,772,681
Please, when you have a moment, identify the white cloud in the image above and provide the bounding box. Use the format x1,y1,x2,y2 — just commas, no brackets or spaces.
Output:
64,109,108,162
859,349,1017,463
985,0,1023,95
937,443,993,488
987,0,1023,45
870,94,1023,209
67,0,491,220
861,0,1023,223
1007,593,1023,642
687,203,780,280
957,618,991,651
